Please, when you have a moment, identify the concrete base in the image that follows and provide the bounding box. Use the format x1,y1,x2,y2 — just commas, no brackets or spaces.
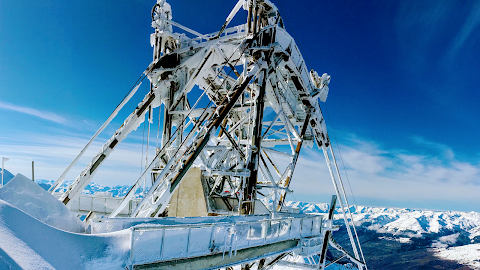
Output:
168,167,208,217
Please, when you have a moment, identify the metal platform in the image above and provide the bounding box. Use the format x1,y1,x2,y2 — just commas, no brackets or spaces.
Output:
91,213,326,269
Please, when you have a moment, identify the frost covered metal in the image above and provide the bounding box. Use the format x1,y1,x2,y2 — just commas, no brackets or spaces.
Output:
129,214,322,266
53,0,367,269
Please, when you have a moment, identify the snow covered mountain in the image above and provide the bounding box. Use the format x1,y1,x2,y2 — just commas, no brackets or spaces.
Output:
285,201,480,244
36,179,145,197
285,201,480,269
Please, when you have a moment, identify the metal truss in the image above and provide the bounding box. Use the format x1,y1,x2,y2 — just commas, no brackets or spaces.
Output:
52,0,367,268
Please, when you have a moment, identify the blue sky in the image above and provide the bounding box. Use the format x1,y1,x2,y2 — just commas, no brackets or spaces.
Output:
1,0,480,212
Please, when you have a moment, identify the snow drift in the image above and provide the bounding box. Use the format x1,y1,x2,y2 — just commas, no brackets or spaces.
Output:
0,174,85,233
0,198,131,269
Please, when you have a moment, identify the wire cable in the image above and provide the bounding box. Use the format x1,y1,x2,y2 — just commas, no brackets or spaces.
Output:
276,1,367,267
324,104,359,209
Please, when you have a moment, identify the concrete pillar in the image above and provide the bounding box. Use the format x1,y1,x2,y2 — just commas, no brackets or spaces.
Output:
168,167,208,217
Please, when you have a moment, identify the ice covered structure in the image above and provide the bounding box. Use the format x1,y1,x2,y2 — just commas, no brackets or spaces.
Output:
0,0,368,269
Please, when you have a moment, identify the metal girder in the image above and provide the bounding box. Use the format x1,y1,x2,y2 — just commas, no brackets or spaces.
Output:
257,252,289,270
275,112,311,211
59,86,163,205
55,0,369,269
319,195,337,269
242,68,267,214
132,61,262,217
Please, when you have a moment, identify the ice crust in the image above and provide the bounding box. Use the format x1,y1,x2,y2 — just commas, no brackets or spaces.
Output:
0,174,85,233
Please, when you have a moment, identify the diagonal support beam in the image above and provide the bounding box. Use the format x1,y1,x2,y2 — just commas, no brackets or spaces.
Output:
49,82,142,194
261,109,282,139
258,252,289,270
242,68,267,215
276,112,311,211
220,124,246,160
109,138,172,218
131,61,261,217
60,86,160,205
319,195,337,269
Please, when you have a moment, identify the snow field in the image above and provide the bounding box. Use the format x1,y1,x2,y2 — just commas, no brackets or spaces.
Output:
432,243,480,269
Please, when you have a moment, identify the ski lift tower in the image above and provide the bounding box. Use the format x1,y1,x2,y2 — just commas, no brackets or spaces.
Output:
50,1,367,269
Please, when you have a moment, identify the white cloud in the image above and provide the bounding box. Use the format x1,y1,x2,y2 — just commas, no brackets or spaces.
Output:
438,233,460,244
411,136,455,160
394,0,452,72
338,146,387,174
288,135,480,211
0,132,150,186
431,241,448,249
368,224,387,234
3,127,480,211
448,2,480,59
432,233,460,248
0,100,66,124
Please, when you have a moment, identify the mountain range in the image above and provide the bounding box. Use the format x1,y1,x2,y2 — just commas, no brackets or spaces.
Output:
285,201,480,269
35,178,143,197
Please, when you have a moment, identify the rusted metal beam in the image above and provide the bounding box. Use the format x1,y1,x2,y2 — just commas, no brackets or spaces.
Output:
243,68,267,214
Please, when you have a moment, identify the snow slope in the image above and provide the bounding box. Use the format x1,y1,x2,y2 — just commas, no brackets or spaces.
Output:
432,243,480,269
0,199,131,269
0,174,85,233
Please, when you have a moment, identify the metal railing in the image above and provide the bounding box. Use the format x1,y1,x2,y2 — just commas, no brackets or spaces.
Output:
130,214,323,266
53,193,142,216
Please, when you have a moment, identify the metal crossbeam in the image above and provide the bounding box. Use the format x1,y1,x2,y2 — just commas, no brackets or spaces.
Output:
58,1,367,268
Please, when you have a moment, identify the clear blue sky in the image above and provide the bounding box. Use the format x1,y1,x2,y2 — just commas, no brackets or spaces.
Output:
1,0,480,212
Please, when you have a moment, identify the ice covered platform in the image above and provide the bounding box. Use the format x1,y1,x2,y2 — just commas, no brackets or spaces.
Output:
0,174,131,269
0,198,131,269
98,213,325,269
